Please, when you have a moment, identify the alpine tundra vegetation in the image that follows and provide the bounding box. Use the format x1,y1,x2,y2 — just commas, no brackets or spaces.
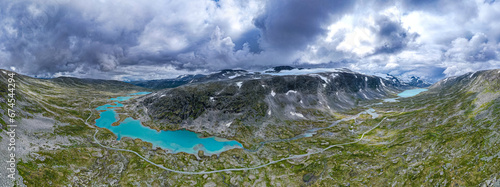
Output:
0,68,499,186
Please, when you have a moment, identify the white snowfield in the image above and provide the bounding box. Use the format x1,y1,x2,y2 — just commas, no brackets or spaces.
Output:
262,68,346,76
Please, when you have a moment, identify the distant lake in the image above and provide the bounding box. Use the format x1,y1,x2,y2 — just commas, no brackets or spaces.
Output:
397,88,428,97
129,92,152,95
94,92,243,155
109,96,132,101
382,88,428,103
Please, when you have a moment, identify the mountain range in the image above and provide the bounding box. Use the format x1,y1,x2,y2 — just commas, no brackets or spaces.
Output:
129,66,430,90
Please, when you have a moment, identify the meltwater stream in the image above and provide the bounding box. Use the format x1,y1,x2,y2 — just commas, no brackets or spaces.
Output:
94,92,243,155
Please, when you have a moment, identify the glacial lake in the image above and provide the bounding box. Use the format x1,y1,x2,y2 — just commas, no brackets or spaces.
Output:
397,88,428,97
95,92,243,155
382,88,428,103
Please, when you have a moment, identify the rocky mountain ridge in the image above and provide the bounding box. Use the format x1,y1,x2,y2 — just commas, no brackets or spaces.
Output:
136,69,403,141
129,66,431,90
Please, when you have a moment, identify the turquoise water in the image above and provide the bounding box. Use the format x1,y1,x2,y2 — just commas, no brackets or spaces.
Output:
95,92,243,155
397,88,428,97
383,98,398,102
382,88,428,103
109,96,132,101
129,92,152,95
95,102,123,110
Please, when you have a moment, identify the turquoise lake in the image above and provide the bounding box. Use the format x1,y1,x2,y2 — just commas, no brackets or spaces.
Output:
397,88,428,97
95,92,243,155
382,88,428,103
129,92,152,95
109,96,133,101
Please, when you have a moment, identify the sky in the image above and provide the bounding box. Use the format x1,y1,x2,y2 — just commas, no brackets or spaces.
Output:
0,0,499,82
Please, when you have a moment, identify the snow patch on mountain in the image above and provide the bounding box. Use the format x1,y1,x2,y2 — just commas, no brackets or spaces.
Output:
290,111,304,118
229,73,243,79
311,74,329,83
286,90,297,95
263,68,344,76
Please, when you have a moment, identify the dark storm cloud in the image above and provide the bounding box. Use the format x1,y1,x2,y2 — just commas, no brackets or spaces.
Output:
0,0,152,76
0,0,498,81
253,0,355,51
373,15,418,54
0,0,266,78
233,28,262,53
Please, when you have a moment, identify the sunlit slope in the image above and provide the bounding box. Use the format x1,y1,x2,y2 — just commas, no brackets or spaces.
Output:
370,69,500,185
0,70,148,127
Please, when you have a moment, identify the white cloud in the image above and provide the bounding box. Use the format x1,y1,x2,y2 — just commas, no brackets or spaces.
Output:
337,27,376,56
445,33,496,62
440,33,499,76
1,0,499,82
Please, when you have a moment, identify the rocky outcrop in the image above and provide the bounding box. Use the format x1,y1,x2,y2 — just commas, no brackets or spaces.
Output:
139,70,401,137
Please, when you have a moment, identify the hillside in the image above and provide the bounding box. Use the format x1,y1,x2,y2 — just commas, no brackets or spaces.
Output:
138,70,402,144
0,70,149,186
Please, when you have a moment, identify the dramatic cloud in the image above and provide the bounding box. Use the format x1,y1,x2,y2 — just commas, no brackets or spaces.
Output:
0,0,153,76
445,33,497,62
0,0,499,81
254,0,355,50
373,14,419,54
442,33,499,76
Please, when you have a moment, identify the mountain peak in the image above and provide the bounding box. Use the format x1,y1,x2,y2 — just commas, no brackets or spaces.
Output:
385,74,431,88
